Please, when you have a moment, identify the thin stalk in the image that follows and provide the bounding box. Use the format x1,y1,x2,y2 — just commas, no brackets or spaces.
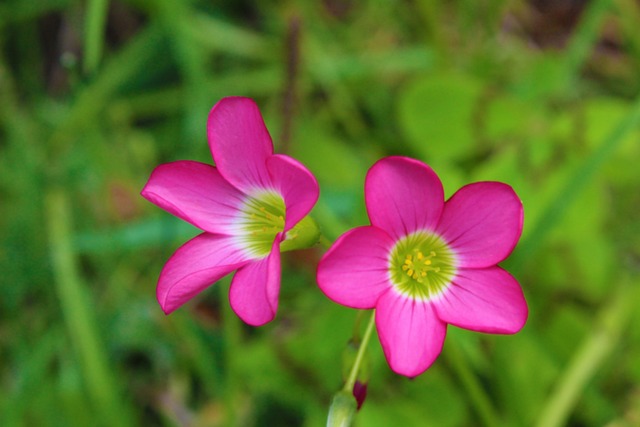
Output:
84,0,109,74
343,310,376,393
327,310,376,427
46,188,132,427
280,15,301,153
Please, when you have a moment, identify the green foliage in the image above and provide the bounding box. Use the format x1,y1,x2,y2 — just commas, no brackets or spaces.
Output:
1,0,640,426
398,73,483,162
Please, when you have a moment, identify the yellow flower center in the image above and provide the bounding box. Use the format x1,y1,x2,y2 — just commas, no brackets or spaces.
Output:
388,231,457,301
238,190,286,257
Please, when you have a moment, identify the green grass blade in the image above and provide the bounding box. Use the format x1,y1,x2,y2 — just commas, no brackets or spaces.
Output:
534,280,638,427
46,189,134,427
509,93,640,274
84,0,109,74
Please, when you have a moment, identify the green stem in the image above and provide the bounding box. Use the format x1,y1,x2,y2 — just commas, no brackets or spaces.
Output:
343,310,376,393
46,188,132,426
84,0,109,74
327,310,376,427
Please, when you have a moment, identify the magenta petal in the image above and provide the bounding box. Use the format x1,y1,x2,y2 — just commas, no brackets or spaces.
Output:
376,291,447,377
157,233,251,314
207,97,274,191
229,238,281,326
266,154,319,231
434,267,528,334
437,182,523,268
317,226,394,309
365,157,444,240
141,160,246,235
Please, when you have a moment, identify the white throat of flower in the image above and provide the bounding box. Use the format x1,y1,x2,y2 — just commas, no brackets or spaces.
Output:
236,190,286,257
388,231,457,301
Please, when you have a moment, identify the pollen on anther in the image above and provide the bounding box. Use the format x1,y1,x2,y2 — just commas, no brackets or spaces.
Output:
424,259,432,266
402,265,409,271
417,252,424,259
407,269,414,276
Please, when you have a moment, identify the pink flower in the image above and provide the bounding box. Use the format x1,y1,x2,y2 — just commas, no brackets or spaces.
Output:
317,156,527,377
141,97,319,326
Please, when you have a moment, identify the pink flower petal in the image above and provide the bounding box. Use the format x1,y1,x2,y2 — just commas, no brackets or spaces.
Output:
229,237,282,326
207,97,274,191
365,157,444,240
266,154,319,231
317,226,395,309
376,290,447,377
141,160,246,235
436,182,523,268
434,267,528,334
157,233,251,314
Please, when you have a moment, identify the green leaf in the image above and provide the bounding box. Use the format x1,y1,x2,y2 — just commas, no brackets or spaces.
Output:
398,73,483,161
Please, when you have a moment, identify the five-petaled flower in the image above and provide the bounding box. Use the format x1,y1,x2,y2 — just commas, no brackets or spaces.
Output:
317,156,528,377
141,97,319,326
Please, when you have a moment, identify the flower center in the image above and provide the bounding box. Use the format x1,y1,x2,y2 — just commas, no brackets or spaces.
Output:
238,190,286,257
388,231,457,301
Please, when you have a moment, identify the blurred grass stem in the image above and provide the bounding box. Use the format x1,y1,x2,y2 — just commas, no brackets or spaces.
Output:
46,189,132,427
445,339,500,427
558,0,613,90
84,0,109,74
50,23,163,151
510,91,640,273
279,15,301,153
222,282,242,426
534,281,638,427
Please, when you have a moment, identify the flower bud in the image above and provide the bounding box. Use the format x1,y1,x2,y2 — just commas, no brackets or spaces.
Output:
352,380,368,411
327,391,357,427
280,215,320,252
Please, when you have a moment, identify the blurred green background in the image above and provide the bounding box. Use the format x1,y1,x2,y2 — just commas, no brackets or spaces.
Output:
1,0,639,426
